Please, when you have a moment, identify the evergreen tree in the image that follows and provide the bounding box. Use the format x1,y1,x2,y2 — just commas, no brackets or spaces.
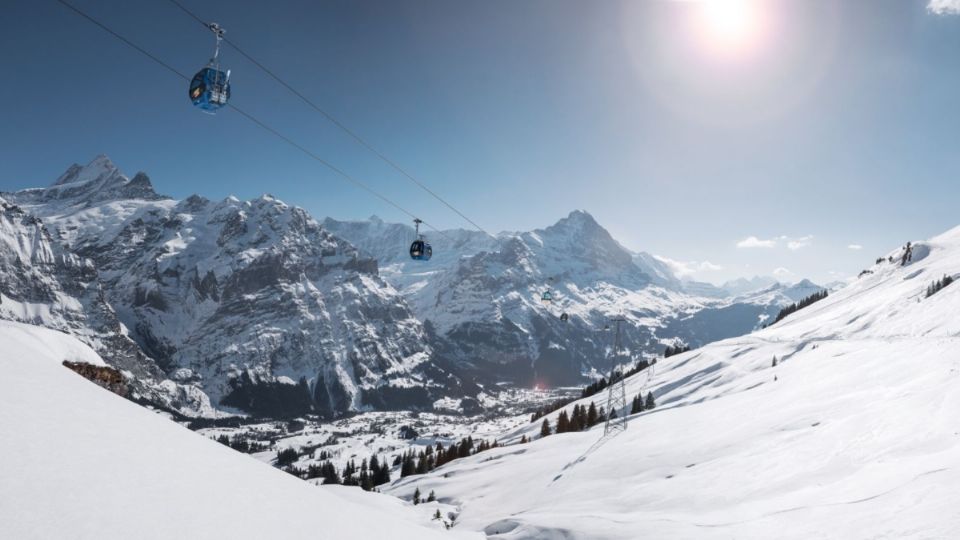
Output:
540,418,552,438
321,461,341,485
645,391,656,410
556,410,570,433
772,356,778,367
369,455,382,484
587,401,598,427
520,434,528,444
772,290,828,325
458,437,473,458
435,443,446,467
275,447,299,467
926,275,956,298
630,393,644,414
413,487,421,505
572,405,584,431
416,450,429,474
401,451,416,478
427,490,436,502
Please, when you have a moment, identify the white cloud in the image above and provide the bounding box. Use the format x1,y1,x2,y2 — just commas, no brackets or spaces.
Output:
737,235,814,250
737,236,777,248
787,235,814,251
699,261,724,272
928,0,960,15
655,256,724,278
847,244,863,251
772,267,794,278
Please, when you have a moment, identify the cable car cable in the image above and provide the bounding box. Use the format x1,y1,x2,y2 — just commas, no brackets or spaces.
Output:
162,0,494,239
53,0,448,239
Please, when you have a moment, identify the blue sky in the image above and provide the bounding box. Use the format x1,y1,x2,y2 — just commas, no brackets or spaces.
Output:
1,0,959,285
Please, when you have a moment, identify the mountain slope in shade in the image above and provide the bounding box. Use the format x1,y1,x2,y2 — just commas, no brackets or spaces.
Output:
0,321,480,540
383,225,960,539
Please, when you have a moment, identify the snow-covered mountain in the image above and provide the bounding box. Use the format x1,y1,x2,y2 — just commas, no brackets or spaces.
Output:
0,321,479,540
325,211,824,386
3,155,825,416
0,196,149,374
381,224,960,539
3,156,470,417
0,194,221,413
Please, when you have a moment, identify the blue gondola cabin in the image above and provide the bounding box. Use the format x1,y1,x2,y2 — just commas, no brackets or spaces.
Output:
189,67,230,111
410,239,432,261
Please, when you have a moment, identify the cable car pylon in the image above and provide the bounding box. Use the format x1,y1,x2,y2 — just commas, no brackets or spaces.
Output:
604,316,629,436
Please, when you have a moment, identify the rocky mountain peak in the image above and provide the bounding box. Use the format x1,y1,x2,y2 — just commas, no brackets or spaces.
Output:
52,154,117,186
543,210,603,237
9,155,167,208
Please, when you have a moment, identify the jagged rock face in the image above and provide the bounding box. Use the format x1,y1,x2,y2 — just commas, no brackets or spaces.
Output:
418,212,666,386
0,196,159,379
12,155,168,208
326,211,825,387
6,157,461,417
4,155,826,411
329,211,671,385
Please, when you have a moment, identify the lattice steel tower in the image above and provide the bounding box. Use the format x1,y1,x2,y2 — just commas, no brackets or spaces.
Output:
604,317,629,435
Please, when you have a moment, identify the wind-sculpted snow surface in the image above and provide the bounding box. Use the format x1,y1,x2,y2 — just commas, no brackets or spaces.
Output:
0,321,480,540
384,226,960,539
5,156,463,417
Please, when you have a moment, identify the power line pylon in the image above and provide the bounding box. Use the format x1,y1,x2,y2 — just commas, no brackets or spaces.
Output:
604,317,629,436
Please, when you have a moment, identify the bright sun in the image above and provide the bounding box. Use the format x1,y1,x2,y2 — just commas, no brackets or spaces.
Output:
697,0,765,57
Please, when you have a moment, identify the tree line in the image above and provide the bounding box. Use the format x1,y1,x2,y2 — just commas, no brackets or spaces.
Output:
531,356,658,423
926,274,955,298
537,391,656,438
769,290,828,326
277,435,502,492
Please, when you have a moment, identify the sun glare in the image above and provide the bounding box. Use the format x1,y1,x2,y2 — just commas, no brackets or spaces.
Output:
696,0,766,57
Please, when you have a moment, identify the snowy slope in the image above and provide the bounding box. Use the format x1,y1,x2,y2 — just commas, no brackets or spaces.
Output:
0,320,480,540
383,226,960,539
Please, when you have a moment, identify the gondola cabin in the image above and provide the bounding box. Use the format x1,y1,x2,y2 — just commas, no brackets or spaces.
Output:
409,218,432,261
189,67,231,111
410,239,432,261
